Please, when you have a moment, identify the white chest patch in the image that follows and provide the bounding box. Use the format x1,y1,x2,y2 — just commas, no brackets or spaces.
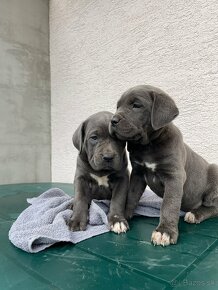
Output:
145,162,157,172
90,173,109,188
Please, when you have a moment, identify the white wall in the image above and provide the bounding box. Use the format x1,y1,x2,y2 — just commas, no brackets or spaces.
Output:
50,0,218,183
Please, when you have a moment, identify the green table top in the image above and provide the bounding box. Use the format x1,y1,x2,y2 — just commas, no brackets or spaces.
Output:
0,183,218,290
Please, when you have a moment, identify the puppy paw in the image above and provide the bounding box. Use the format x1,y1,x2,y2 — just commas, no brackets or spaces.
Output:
151,227,178,246
184,212,199,224
109,215,129,234
67,217,87,231
151,231,176,246
110,221,129,234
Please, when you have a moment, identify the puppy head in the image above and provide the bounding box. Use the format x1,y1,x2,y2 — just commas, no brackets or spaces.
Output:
73,111,126,171
109,85,179,144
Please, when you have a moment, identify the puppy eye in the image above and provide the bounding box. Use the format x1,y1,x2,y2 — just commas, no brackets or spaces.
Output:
132,102,142,109
90,135,98,141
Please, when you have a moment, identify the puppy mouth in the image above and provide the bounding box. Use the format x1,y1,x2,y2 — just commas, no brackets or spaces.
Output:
95,164,119,172
115,131,142,142
102,165,115,171
111,123,142,141
110,116,150,144
111,116,141,136
92,158,120,172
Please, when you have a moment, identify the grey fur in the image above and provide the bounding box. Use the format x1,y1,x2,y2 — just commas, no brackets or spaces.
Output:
68,111,129,233
110,85,218,245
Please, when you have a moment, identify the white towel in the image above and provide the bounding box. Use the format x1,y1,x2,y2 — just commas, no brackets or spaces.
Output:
9,188,185,253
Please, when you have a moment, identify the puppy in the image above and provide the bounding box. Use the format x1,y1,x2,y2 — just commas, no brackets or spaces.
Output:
110,85,218,246
68,111,129,234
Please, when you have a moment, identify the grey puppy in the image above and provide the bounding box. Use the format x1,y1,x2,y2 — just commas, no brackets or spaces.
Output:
68,111,129,234
110,85,218,246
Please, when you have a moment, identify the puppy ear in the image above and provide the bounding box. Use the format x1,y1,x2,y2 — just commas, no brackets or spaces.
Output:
151,91,179,130
72,122,86,153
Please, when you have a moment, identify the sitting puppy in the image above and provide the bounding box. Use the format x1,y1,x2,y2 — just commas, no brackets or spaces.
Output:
68,111,129,234
110,85,218,246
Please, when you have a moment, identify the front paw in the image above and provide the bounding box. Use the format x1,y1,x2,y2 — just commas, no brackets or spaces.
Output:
109,215,129,234
67,216,87,231
151,226,178,246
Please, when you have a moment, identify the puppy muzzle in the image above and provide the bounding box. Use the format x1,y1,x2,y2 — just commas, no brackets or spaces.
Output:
110,114,142,140
93,152,122,171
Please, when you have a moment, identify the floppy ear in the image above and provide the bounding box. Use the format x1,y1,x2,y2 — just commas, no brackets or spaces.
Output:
151,91,179,130
72,122,86,153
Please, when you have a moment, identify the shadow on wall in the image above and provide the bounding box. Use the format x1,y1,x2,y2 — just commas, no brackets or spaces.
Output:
0,0,51,185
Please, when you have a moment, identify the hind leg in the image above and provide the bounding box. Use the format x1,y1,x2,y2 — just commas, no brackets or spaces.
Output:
185,164,218,224
184,164,218,224
184,204,218,224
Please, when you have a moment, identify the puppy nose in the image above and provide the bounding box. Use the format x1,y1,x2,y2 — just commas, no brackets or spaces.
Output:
103,154,114,162
111,115,120,126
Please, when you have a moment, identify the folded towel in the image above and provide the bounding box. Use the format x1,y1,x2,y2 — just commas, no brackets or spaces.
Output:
9,188,185,253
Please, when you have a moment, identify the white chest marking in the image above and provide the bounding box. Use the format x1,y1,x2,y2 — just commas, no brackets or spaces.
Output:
90,173,109,187
145,162,157,172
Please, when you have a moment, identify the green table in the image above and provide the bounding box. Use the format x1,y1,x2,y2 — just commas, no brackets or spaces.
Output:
0,183,218,290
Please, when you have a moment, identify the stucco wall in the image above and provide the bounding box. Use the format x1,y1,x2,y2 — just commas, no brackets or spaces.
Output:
50,0,218,183
0,0,50,184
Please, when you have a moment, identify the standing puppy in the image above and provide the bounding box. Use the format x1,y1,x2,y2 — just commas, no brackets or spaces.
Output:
110,85,218,246
68,111,129,234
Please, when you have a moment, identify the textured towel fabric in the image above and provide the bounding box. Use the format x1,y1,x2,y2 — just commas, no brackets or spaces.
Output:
9,188,185,253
